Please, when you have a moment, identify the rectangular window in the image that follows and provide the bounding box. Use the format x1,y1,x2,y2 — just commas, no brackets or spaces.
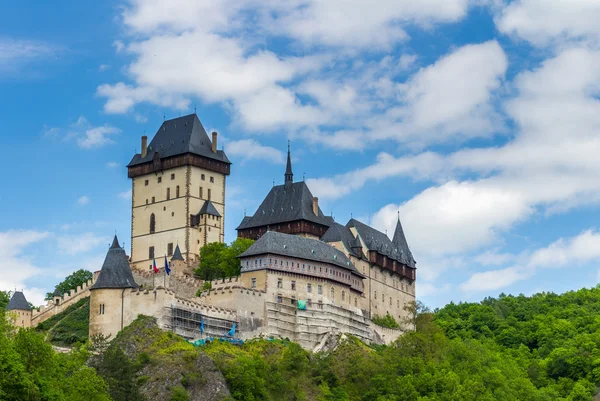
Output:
99,304,105,315
149,246,155,259
210,176,214,183
277,278,282,288
199,187,203,198
291,296,296,305
158,176,162,183
251,278,256,288
307,283,312,293
318,285,322,295
201,174,205,181
171,173,175,180
151,197,155,203
167,187,171,200
145,179,149,186
167,243,173,256
208,189,211,200
307,299,312,307
318,300,323,309
277,295,283,303
291,281,296,290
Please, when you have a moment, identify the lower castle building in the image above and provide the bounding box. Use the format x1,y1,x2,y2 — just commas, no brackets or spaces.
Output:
10,116,417,350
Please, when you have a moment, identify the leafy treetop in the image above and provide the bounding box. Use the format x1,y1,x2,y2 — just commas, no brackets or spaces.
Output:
195,238,254,281
45,269,93,301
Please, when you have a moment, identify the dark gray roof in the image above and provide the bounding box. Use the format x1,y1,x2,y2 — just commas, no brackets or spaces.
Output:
91,235,138,290
237,216,252,230
347,219,416,268
171,244,184,261
321,222,362,258
52,288,62,297
235,181,331,230
128,114,230,167
392,216,415,267
239,231,364,277
7,291,30,311
198,200,221,217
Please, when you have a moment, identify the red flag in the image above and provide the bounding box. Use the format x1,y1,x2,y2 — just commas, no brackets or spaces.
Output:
153,258,159,274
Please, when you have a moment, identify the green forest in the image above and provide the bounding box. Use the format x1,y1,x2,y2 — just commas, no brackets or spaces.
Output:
3,285,600,400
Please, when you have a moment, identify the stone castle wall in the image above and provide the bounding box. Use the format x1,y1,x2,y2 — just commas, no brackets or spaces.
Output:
31,278,95,327
132,269,203,299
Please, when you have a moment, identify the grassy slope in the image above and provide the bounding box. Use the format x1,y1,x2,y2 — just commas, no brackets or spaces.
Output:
34,297,90,346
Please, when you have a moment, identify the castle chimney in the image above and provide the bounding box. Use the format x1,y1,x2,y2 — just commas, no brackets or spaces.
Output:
212,131,217,153
312,197,319,216
141,136,148,158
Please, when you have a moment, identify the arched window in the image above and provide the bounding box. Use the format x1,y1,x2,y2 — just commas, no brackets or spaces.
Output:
150,213,156,233
176,185,180,198
342,291,345,301
330,287,335,300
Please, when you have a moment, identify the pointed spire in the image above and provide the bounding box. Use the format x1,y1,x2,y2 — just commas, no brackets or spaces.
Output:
392,212,415,266
284,140,293,184
171,244,185,261
110,235,120,249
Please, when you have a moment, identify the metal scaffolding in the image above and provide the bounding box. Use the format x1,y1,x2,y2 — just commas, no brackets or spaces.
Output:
165,305,238,339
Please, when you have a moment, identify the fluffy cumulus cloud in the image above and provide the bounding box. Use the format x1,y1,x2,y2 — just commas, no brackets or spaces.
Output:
0,230,50,305
225,139,285,164
495,0,600,46
44,116,121,149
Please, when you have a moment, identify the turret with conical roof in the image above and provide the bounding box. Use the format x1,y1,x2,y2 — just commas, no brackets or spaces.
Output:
392,212,415,267
91,235,138,290
171,244,184,261
7,291,32,328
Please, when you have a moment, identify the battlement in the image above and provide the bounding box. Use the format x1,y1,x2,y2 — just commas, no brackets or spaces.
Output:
31,278,95,325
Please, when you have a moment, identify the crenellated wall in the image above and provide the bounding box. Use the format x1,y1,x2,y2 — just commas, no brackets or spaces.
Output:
31,278,95,327
132,269,203,299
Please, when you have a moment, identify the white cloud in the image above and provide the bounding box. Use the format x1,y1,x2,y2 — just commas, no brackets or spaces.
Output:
225,139,285,164
106,161,119,168
273,0,469,49
495,0,600,47
44,116,121,149
461,230,600,292
0,38,58,73
0,230,50,305
99,64,110,71
56,232,110,256
77,195,90,206
118,189,132,200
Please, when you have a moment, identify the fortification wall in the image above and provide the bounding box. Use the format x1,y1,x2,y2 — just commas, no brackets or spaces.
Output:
370,323,404,345
199,276,266,334
132,269,203,299
31,278,95,327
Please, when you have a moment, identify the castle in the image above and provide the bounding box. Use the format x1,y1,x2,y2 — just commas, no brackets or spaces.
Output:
6,114,417,350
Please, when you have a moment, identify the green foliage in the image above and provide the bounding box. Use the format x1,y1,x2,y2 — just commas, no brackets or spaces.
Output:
371,312,400,329
195,238,255,281
45,269,93,300
170,385,190,401
35,297,90,345
203,286,600,400
0,290,10,309
0,310,111,401
95,344,145,401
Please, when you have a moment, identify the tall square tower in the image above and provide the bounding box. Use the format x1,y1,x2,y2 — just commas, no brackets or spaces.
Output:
127,114,231,273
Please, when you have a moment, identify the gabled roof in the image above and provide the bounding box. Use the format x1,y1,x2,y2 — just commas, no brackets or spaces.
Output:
7,291,30,311
239,231,364,277
127,114,230,167
198,200,221,217
321,222,362,258
235,181,331,230
171,244,184,261
91,235,138,290
347,219,416,268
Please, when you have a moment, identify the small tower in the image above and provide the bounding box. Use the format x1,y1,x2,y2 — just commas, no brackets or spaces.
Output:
169,244,188,277
6,291,32,328
52,288,62,306
89,235,138,340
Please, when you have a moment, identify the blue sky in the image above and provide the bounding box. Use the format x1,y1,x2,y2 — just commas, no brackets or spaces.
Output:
2,0,600,307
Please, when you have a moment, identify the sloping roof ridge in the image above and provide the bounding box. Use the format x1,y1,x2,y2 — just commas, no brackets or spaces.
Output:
7,291,31,311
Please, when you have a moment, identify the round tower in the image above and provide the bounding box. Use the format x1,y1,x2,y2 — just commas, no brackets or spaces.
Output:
89,235,138,340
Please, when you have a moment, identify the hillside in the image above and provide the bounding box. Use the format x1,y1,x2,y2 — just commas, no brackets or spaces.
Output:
92,315,231,401
34,297,90,346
